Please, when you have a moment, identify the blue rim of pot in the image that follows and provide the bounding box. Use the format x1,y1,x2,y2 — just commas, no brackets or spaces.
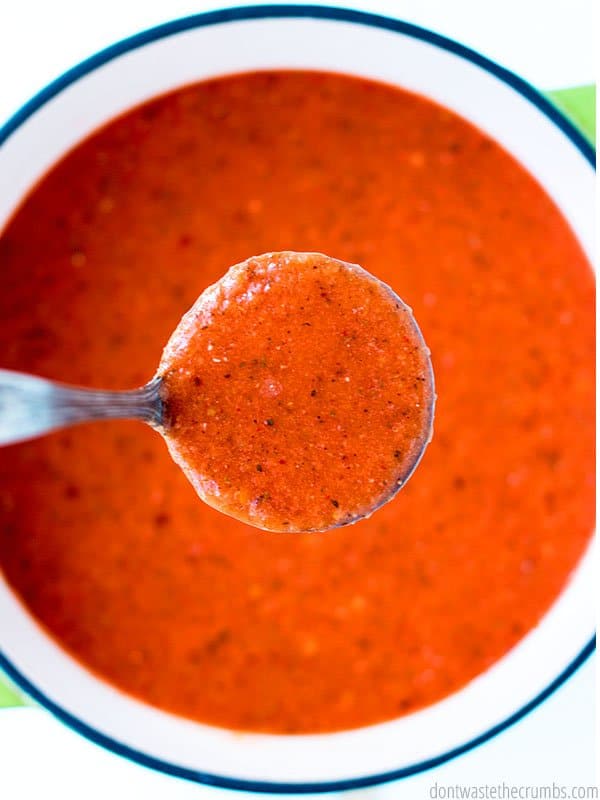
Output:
0,5,595,793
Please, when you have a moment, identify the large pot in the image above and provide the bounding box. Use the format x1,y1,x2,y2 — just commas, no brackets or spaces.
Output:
0,5,594,792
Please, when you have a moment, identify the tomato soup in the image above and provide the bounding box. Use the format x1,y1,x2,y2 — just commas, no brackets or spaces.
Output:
0,72,594,733
160,251,434,532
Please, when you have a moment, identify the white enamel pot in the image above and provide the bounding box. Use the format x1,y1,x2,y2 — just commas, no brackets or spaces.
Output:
0,5,594,792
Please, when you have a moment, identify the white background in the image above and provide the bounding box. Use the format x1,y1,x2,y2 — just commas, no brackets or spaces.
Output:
0,1,596,798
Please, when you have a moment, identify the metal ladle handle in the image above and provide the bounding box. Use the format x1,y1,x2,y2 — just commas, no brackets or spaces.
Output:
0,369,164,446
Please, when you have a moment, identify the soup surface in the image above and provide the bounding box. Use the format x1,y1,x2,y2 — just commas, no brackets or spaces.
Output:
160,250,434,532
0,72,594,733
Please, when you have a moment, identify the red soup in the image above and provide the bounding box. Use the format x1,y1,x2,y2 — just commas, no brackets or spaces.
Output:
0,72,594,733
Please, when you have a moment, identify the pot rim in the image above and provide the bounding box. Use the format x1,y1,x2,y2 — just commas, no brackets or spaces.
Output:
0,4,595,793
